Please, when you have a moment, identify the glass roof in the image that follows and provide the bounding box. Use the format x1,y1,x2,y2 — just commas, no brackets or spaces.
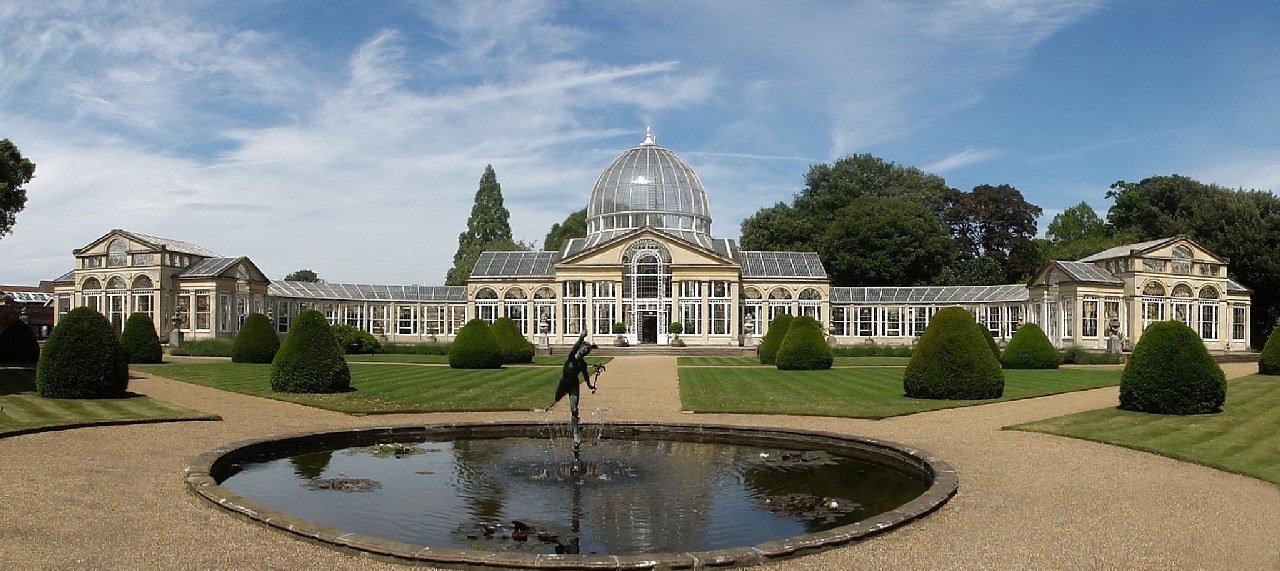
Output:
586,130,712,241
739,251,827,278
269,281,466,302
830,284,1029,304
470,251,559,278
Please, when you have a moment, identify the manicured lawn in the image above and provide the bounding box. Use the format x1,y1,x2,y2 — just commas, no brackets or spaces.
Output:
346,354,610,366
1008,374,1280,485
679,366,1122,418
0,367,219,437
133,361,560,414
678,356,911,367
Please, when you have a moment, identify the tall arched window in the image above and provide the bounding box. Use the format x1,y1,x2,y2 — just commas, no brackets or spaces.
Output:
131,275,155,321
1141,281,1166,329
503,288,528,334
107,239,128,268
474,287,498,323
1170,283,1194,326
1172,245,1192,274
798,288,822,320
81,277,103,313
622,239,672,341
1198,286,1220,341
768,287,793,321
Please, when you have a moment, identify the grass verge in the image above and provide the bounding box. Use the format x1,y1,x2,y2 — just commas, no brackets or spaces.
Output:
1007,374,1280,485
678,356,910,367
679,366,1121,418
345,353,610,366
133,361,561,414
0,367,219,437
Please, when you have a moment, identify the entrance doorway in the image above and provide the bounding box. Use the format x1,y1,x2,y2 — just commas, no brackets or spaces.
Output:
640,315,658,344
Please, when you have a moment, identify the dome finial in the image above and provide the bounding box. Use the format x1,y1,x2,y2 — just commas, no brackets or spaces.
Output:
642,126,655,146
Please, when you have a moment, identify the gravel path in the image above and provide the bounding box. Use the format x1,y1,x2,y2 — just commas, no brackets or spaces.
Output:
0,360,1275,570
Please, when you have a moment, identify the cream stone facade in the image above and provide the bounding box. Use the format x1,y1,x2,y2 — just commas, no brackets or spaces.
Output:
50,135,1252,352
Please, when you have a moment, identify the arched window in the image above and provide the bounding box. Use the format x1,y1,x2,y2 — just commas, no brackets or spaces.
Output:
107,239,128,267
1172,245,1192,274
1198,286,1219,300
132,275,154,289
768,288,792,300
741,287,762,300
474,287,498,299
106,276,127,290
1171,284,1193,298
1142,281,1166,296
622,239,671,300
82,277,102,290
503,288,527,300
534,287,556,299
798,288,822,301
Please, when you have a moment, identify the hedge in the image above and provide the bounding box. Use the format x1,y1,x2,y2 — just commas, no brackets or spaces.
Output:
775,315,833,370
1119,320,1225,414
270,310,351,393
36,307,129,398
903,306,1004,400
331,324,383,355
120,312,163,364
232,313,280,363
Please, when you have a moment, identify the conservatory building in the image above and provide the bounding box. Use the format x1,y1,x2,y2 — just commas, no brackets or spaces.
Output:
50,133,1251,352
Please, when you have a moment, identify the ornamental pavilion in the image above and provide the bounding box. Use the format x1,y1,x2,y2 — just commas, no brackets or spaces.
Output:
50,132,1251,352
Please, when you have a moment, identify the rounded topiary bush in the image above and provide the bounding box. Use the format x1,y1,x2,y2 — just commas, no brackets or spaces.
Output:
1000,323,1061,369
36,307,129,398
980,325,1001,361
1119,320,1225,414
0,320,40,364
490,317,534,364
775,315,833,370
331,324,383,355
758,313,793,365
232,313,280,363
270,310,350,393
120,312,163,364
903,306,1004,400
1259,326,1280,375
448,319,503,369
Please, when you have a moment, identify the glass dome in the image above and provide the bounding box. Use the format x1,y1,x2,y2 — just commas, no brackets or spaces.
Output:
585,129,712,244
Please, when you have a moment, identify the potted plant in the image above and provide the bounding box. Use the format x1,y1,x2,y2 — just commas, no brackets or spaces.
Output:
668,321,685,347
611,322,628,347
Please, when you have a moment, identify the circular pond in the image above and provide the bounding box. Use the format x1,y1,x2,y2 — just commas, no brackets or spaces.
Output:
186,422,956,568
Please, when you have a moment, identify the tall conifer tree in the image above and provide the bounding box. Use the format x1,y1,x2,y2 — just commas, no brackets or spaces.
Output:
447,165,516,285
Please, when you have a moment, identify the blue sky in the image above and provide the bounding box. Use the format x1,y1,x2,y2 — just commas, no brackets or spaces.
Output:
2,1,1278,286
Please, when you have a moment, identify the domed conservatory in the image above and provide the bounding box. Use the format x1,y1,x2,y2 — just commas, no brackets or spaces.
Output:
51,131,1252,352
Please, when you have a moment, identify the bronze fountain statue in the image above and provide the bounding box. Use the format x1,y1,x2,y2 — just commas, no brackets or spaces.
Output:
553,331,603,470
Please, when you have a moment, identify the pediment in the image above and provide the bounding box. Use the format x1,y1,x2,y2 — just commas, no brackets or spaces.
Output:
557,228,737,268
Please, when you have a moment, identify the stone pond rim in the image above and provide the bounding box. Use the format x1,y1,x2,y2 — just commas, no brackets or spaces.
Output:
184,422,958,569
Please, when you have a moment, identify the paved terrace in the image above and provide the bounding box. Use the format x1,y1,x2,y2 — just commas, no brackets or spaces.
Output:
1,359,1276,569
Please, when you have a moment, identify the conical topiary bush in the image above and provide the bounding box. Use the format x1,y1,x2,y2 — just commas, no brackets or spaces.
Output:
1119,320,1225,414
233,313,280,363
490,317,534,364
0,320,40,364
1259,326,1280,376
120,312,163,364
758,313,793,365
448,319,504,369
775,315,833,370
270,310,350,393
1000,322,1061,369
903,306,1004,400
36,307,129,398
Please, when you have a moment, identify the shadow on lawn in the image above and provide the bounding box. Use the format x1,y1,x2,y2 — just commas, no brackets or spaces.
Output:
0,367,35,395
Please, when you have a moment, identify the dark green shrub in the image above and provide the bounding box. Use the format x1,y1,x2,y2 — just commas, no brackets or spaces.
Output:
36,307,129,398
169,338,234,357
490,317,534,364
119,312,163,364
0,320,40,363
1060,346,1123,365
831,344,913,357
1119,320,1225,414
1259,327,1280,375
980,325,1001,361
270,310,350,393
775,315,833,370
903,306,1004,400
758,313,793,365
331,324,383,355
1000,323,1061,369
611,322,626,334
383,342,451,355
232,313,280,363
448,319,503,369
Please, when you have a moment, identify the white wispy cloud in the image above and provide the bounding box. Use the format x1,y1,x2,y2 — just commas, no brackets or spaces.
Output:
925,149,1001,173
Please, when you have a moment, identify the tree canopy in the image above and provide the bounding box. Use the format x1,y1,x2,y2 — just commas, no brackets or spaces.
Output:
284,269,320,282
544,208,586,252
447,165,518,285
1037,201,1136,263
0,139,36,241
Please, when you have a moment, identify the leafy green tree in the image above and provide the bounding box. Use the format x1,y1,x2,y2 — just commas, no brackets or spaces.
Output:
1119,320,1225,414
447,165,515,285
933,256,1007,286
739,202,812,253
119,313,163,364
0,139,36,240
945,184,1042,282
544,208,586,252
797,154,955,219
1038,202,1135,262
270,310,350,393
232,313,280,363
284,269,320,282
36,307,129,398
818,196,953,286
